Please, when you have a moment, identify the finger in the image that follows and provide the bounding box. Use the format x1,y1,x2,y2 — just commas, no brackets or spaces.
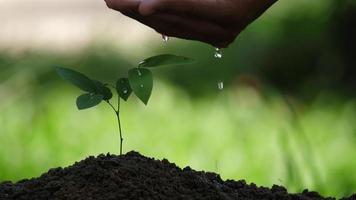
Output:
105,0,141,12
122,11,195,40
138,0,237,19
121,11,235,47
153,14,234,47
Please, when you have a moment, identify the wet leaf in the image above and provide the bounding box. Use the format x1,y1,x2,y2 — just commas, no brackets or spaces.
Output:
128,68,153,105
116,78,132,101
56,67,96,93
138,54,194,68
76,93,103,110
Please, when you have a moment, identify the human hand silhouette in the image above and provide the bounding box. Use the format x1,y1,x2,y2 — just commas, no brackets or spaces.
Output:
105,0,277,47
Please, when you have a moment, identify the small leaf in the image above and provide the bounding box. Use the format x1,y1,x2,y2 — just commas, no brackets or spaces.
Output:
128,68,153,105
138,54,194,68
93,80,113,100
76,93,103,110
56,67,96,93
116,78,132,101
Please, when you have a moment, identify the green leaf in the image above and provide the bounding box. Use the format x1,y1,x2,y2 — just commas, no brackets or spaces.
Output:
128,68,153,105
116,78,132,101
56,67,96,93
76,93,103,110
138,54,194,68
93,80,113,100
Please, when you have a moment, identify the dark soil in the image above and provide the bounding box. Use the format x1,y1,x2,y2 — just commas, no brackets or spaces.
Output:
0,151,354,200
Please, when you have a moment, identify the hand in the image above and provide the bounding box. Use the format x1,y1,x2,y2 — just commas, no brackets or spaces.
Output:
105,0,277,47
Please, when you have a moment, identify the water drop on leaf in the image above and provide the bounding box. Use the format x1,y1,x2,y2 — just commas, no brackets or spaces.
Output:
116,78,132,101
128,68,153,105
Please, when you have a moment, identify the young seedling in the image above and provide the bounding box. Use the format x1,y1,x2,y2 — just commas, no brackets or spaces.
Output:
56,54,193,155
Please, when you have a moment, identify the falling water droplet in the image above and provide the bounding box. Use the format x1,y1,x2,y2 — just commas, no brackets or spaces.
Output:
137,69,142,76
140,84,144,88
123,89,128,94
214,48,222,58
162,35,169,43
218,81,224,90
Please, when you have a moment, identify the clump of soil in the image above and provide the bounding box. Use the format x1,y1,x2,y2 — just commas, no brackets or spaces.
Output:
0,151,354,200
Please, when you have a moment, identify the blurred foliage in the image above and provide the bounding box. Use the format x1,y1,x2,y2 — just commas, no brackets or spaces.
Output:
0,0,355,198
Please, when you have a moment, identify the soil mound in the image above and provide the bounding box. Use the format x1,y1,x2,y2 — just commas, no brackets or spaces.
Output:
0,151,354,200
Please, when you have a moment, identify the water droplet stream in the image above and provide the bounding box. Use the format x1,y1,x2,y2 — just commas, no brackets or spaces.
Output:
214,48,222,58
218,81,224,90
162,35,169,43
137,69,142,76
160,35,225,91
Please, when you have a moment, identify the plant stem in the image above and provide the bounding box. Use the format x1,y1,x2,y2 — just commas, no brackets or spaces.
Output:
117,98,123,155
106,100,124,155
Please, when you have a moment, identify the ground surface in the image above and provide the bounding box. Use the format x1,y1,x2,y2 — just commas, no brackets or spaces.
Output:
0,151,354,200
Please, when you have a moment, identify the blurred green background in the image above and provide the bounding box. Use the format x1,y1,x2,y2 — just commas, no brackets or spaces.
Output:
0,0,355,198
